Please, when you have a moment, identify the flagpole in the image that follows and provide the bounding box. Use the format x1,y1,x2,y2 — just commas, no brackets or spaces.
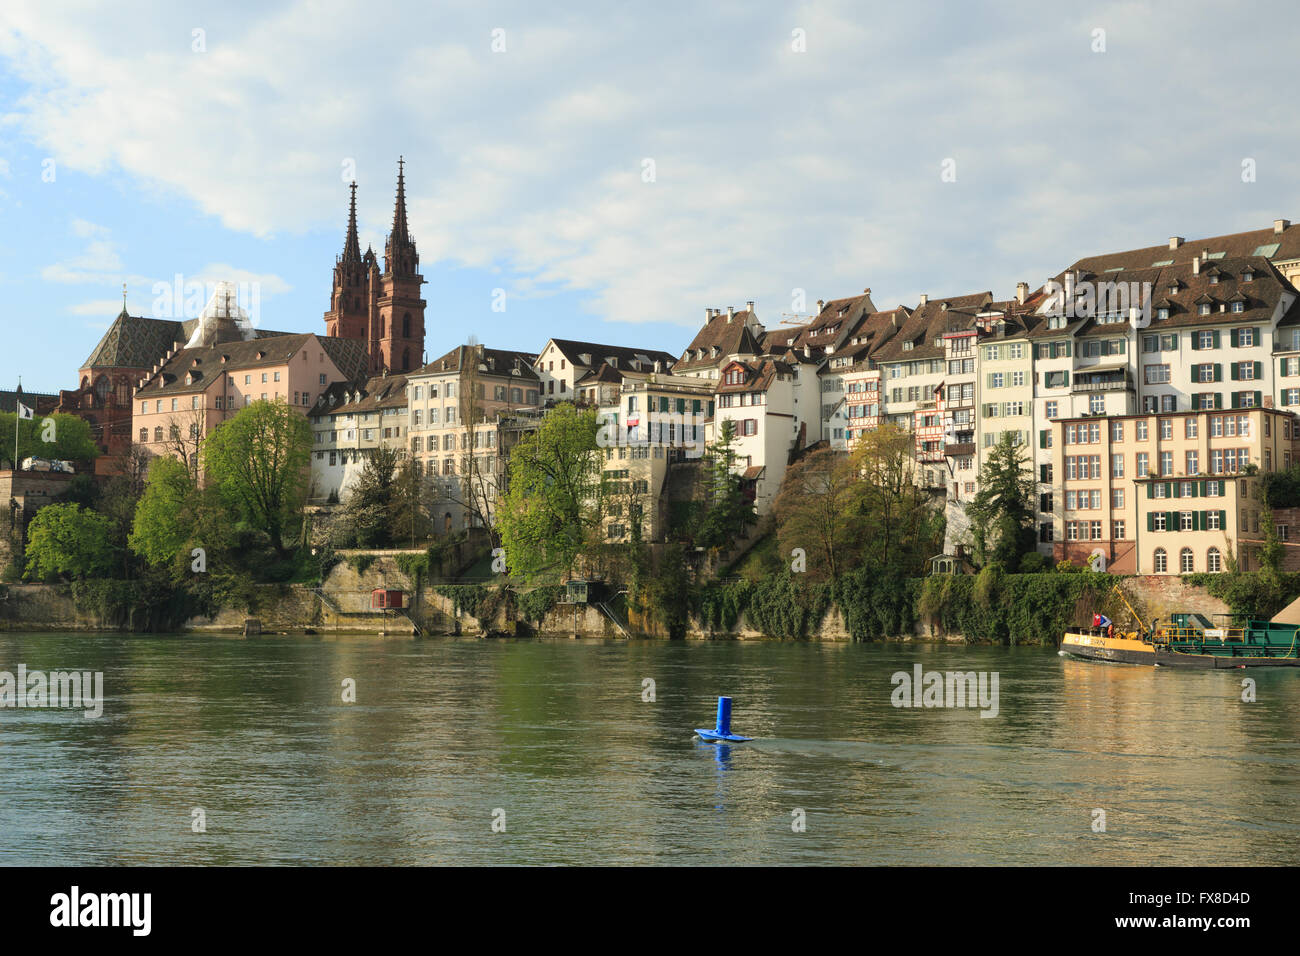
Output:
13,377,18,472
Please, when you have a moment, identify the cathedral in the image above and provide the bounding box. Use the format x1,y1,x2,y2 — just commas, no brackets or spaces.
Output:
323,158,427,374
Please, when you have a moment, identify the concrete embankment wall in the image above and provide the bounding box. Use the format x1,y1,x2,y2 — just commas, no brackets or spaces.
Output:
0,567,1237,640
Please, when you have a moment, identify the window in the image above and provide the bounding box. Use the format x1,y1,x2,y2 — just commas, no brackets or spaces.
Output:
1137,453,1149,477
1180,511,1194,532
1153,513,1167,532
1089,394,1104,414
1110,421,1123,442
1160,418,1173,439
1207,548,1222,572
1046,401,1058,419
1113,455,1125,478
1186,451,1199,475
1154,548,1168,573
1136,420,1148,440
1113,488,1125,508
1145,364,1171,384
1185,418,1198,439
1160,451,1173,475
1114,520,1126,539
1180,548,1194,573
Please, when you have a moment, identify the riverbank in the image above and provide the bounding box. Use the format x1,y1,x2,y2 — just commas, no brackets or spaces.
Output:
0,558,1254,643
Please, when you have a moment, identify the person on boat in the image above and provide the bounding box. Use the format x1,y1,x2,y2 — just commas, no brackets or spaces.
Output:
1107,622,1115,640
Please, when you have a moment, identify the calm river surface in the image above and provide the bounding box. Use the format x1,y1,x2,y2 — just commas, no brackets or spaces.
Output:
2,632,1297,865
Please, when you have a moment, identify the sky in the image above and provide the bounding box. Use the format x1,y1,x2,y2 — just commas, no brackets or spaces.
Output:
1,0,1298,395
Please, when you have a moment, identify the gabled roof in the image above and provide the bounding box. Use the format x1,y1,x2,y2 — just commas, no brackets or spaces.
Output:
677,310,763,370
543,338,676,372
136,333,365,398
872,292,992,362
715,357,796,394
1031,256,1298,337
415,344,541,380
769,290,878,355
310,372,410,418
1065,220,1300,276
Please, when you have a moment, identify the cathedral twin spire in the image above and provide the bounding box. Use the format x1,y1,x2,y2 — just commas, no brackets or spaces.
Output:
338,157,419,278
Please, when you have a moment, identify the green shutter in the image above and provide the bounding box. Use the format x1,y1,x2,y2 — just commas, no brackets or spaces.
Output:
1167,511,1176,529
1214,393,1223,409
1191,482,1199,498
692,399,701,414
1214,364,1222,382
1255,390,1262,407
1231,392,1239,409
1282,358,1288,378
1147,512,1155,532
1039,430,1047,449
1166,482,1173,498
1213,331,1221,348
1220,510,1227,528
1063,371,1070,386
1147,482,1154,499
676,398,686,414
1064,342,1072,357
1040,464,1048,482
1231,363,1239,381
1255,361,1263,379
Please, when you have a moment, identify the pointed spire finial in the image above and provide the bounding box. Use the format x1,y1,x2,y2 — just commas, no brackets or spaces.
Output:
342,180,361,263
122,282,128,315
391,156,409,243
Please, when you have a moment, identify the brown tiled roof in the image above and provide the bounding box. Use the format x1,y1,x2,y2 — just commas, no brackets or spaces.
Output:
1065,220,1300,275
575,362,623,386
137,333,365,398
546,338,676,372
677,311,763,370
769,290,878,354
415,345,541,380
872,292,992,362
81,311,186,371
1030,256,1295,337
312,372,410,418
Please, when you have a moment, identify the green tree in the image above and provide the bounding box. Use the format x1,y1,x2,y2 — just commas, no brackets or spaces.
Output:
967,432,1036,570
391,455,432,547
0,411,100,468
850,424,944,576
774,447,864,582
129,455,199,568
24,503,115,580
332,445,401,548
696,418,756,549
202,399,312,555
497,403,601,580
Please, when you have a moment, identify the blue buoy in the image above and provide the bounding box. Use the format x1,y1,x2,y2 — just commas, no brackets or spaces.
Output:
695,695,753,742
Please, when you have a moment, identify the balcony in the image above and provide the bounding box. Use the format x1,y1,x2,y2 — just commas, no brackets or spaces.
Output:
1071,367,1133,394
945,442,976,458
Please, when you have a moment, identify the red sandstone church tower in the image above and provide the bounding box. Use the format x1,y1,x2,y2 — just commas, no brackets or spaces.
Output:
324,158,426,373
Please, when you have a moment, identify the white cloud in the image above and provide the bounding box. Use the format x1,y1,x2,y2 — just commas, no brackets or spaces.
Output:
4,1,1300,329
68,298,124,316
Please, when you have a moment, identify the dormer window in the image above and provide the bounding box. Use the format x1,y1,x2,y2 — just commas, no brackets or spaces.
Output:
1242,270,1254,282
1198,303,1212,315
1231,301,1245,313
1209,274,1219,284
1157,307,1170,320
903,341,914,351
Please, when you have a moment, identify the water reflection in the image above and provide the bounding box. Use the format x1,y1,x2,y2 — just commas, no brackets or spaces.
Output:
0,634,1297,865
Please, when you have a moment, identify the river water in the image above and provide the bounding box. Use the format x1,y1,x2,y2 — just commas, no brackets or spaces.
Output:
1,632,1297,865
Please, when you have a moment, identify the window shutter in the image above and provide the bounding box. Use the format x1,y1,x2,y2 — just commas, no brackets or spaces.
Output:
1231,392,1240,409
1064,342,1072,357
1255,390,1262,407
1230,363,1239,381
1039,430,1047,449
1040,464,1048,482
1166,482,1173,498
1255,361,1262,379
1214,393,1223,409
1220,509,1227,527
1167,511,1176,529
1282,357,1288,378
1191,482,1199,498
1213,364,1222,382
1148,512,1155,532
1213,330,1221,348
1147,483,1154,499
1063,371,1070,386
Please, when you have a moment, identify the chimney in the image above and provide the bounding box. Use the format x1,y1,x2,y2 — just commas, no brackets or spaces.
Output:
1193,257,1201,275
1276,219,1291,235
863,287,871,296
727,305,734,321
803,346,810,358
705,308,713,322
919,294,928,306
1016,281,1028,305
816,299,824,313
746,300,754,314
1169,236,1183,250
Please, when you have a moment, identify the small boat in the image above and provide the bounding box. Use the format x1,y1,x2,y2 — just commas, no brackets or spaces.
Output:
1062,611,1300,668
